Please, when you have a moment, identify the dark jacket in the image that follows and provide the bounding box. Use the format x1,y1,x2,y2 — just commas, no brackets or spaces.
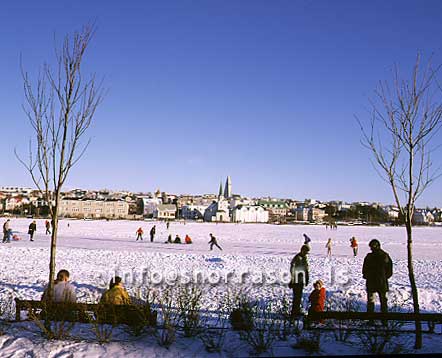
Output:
150,227,156,236
362,249,393,293
290,253,309,286
28,223,37,234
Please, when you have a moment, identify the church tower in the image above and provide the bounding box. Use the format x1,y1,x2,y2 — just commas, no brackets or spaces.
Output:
218,181,224,199
224,176,232,198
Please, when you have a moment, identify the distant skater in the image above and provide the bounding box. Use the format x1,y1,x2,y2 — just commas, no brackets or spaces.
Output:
150,225,156,242
208,233,222,251
185,234,193,244
350,237,358,257
45,220,51,235
136,227,143,241
28,220,37,241
325,238,332,257
165,234,172,244
174,235,182,244
166,221,170,230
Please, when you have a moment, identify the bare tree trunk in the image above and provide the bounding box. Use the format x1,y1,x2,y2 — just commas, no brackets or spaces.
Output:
47,193,60,301
406,222,422,348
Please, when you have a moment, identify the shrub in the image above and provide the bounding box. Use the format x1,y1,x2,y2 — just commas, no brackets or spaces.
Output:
155,288,178,348
229,295,254,331
240,302,278,355
177,285,203,337
292,331,321,355
199,313,228,353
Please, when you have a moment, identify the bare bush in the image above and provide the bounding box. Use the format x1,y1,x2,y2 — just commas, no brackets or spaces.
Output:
199,313,229,353
292,331,321,355
357,297,408,354
155,288,178,348
177,285,203,337
240,302,278,355
228,293,255,332
27,303,75,340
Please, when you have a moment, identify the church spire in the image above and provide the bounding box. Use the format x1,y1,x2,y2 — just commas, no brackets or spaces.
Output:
224,176,232,198
218,181,224,198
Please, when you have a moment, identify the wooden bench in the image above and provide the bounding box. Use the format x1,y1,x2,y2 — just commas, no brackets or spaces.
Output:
15,299,157,326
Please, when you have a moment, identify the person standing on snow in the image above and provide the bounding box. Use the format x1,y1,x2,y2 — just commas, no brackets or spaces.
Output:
362,239,393,313
289,244,310,317
136,227,143,241
350,237,358,257
208,233,222,251
28,220,37,241
325,238,332,257
150,225,156,242
2,219,11,243
308,280,326,323
45,220,51,235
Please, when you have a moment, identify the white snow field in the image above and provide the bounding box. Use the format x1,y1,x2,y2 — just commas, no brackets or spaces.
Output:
0,218,442,356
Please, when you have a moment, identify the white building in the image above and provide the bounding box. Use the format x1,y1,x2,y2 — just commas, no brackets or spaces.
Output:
308,208,326,222
232,205,269,223
0,187,33,195
204,199,230,222
154,204,177,220
230,197,255,208
384,206,400,220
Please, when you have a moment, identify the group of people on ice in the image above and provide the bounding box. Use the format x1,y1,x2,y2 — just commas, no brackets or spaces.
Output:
2,219,52,243
290,236,393,319
302,233,359,258
134,222,223,251
136,225,156,242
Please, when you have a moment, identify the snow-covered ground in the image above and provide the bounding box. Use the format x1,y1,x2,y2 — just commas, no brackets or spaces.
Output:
0,218,442,356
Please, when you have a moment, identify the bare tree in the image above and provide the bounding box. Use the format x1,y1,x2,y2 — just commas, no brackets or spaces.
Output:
358,54,442,349
16,24,104,300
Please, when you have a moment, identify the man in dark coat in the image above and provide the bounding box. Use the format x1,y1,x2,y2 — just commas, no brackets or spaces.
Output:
289,244,310,317
208,233,222,251
362,239,393,313
28,220,37,241
150,225,156,242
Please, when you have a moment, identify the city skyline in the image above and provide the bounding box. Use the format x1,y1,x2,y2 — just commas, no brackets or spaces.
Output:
1,1,442,206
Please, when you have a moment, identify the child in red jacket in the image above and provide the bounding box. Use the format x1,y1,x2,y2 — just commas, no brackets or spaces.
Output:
308,280,326,322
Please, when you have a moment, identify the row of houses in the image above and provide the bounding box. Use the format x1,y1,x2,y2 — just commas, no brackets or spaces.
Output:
1,186,441,225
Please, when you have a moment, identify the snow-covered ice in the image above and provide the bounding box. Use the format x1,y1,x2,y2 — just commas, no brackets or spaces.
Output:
0,218,441,356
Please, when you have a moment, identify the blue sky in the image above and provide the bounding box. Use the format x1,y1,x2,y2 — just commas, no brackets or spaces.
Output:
1,0,441,206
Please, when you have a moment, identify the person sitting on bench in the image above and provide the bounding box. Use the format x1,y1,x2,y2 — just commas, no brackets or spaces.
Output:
42,269,77,303
100,276,130,305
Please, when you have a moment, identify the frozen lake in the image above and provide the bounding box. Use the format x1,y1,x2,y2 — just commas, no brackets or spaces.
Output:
1,218,442,356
